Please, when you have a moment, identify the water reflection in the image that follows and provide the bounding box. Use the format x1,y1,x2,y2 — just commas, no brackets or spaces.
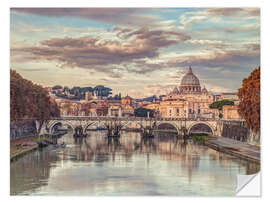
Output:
10,131,260,196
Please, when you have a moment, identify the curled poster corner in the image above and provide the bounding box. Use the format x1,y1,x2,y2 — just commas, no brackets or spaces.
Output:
236,172,261,196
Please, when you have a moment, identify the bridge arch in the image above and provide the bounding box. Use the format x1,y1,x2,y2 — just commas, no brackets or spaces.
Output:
187,122,215,136
48,120,75,134
156,122,180,135
83,121,107,133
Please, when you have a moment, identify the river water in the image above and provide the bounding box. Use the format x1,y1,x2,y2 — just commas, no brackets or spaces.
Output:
10,131,259,196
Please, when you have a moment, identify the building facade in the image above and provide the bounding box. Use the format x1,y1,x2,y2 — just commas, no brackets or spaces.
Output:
146,67,218,118
222,105,241,120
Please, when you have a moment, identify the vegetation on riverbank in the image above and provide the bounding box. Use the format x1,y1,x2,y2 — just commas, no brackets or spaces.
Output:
10,70,60,137
32,136,49,142
238,66,260,135
10,136,38,161
190,133,210,144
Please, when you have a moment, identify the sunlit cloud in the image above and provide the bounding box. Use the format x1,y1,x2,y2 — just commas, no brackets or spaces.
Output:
10,8,260,98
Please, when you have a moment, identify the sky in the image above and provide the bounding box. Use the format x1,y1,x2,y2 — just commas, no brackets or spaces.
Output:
10,8,260,98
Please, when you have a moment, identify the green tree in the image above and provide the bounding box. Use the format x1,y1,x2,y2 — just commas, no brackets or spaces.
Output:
209,100,234,111
52,85,62,90
134,107,154,117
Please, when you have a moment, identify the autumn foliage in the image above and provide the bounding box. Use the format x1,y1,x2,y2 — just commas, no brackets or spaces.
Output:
238,67,260,134
10,70,60,124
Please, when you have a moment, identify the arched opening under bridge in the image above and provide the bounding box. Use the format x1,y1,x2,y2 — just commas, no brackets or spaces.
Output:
50,121,74,134
156,123,179,135
83,122,107,134
188,123,213,136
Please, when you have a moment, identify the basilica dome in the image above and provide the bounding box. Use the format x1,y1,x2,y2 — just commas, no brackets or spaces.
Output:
181,67,200,86
179,67,201,93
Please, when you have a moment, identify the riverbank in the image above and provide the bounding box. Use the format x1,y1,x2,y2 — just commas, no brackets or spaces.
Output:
10,136,39,162
205,137,260,164
10,135,56,162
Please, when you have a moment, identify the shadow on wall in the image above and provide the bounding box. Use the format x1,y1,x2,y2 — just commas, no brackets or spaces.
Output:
10,121,37,140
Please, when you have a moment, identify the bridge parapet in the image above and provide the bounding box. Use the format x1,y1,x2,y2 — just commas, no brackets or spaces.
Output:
51,116,218,122
221,119,246,127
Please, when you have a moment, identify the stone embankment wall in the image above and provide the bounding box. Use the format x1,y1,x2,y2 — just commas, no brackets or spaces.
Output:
221,120,249,142
10,121,37,140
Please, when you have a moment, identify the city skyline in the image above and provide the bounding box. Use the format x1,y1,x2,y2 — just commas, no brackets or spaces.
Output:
10,8,260,98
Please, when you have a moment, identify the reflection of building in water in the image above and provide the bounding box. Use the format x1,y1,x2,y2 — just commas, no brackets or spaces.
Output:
11,132,260,195
60,132,259,177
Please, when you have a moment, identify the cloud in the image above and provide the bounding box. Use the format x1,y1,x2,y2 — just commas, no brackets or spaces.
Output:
186,39,230,49
205,8,260,17
166,46,260,69
18,68,49,72
144,84,177,96
224,23,260,36
180,8,260,36
118,27,190,47
11,27,191,76
11,8,160,27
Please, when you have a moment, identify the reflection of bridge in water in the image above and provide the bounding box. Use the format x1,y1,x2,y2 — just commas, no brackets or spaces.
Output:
58,132,259,176
11,131,260,195
41,116,246,137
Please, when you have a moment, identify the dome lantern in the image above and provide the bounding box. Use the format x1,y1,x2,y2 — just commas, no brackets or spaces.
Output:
188,66,193,74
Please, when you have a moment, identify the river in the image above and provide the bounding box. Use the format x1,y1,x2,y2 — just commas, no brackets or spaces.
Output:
10,131,259,196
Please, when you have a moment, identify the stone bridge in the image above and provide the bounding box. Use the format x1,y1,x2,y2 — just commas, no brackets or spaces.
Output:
39,116,245,137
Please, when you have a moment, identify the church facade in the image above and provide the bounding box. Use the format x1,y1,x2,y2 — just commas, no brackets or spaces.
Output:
146,67,218,119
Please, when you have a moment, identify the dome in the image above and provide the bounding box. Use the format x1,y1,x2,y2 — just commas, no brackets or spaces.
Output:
181,67,200,86
179,66,201,94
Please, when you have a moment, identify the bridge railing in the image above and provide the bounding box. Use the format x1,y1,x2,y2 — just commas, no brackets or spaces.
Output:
50,116,220,122
221,119,246,127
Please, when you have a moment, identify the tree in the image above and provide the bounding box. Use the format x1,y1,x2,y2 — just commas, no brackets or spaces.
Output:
134,107,154,117
238,67,260,135
10,70,60,137
52,85,62,90
209,100,234,111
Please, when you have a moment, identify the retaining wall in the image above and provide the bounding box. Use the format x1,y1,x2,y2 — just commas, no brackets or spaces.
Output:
10,121,37,140
221,120,249,142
